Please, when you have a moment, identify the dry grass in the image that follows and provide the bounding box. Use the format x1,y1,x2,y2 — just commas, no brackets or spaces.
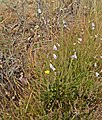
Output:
0,0,102,119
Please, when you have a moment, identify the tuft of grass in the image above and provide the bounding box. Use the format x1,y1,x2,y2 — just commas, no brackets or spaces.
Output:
0,0,102,120
33,31,102,119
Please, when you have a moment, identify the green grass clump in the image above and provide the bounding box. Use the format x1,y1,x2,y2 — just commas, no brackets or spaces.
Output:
33,31,101,119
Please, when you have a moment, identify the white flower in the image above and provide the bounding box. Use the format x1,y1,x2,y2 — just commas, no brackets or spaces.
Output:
94,63,97,67
78,38,82,42
73,43,76,45
12,96,15,100
95,72,99,77
63,20,67,27
100,56,102,58
92,22,95,30
77,38,82,44
78,41,81,44
63,20,66,24
50,63,56,71
56,43,60,47
92,22,95,27
53,54,57,59
64,24,67,28
53,45,57,50
92,26,95,30
71,52,77,59
38,8,41,14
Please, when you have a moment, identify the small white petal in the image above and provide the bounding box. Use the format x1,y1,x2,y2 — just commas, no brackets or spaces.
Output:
63,20,67,27
78,38,82,41
64,24,67,28
52,67,56,71
50,63,56,71
28,36,31,41
78,41,81,44
63,20,66,24
92,26,95,30
53,54,57,59
100,56,102,58
38,9,41,14
92,22,95,27
71,54,77,59
50,63,53,68
74,55,77,59
73,43,76,45
94,63,97,67
95,72,99,77
53,45,57,50
56,43,60,47
12,96,15,100
71,52,77,59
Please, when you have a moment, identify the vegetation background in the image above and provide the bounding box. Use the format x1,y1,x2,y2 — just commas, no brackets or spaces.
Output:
0,0,102,119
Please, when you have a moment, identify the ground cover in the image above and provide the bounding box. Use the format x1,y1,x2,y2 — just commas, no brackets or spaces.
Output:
0,0,102,119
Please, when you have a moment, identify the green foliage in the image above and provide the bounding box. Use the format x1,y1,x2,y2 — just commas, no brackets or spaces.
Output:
34,33,101,119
